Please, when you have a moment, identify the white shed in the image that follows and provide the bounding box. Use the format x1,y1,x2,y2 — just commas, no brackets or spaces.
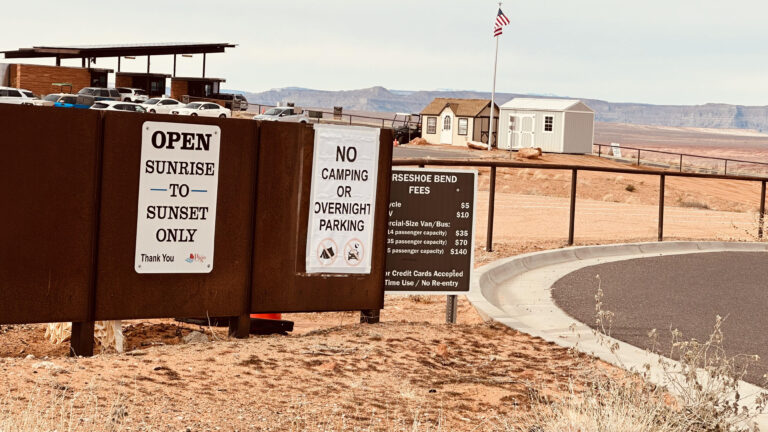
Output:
498,98,594,154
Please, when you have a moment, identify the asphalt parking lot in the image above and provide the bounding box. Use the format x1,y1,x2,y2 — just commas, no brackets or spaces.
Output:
552,251,768,385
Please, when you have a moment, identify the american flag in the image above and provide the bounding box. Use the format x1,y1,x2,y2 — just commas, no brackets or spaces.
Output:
493,8,510,36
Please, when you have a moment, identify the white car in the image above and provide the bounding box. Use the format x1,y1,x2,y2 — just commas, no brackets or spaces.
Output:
117,87,149,102
253,107,308,123
89,100,147,113
0,86,45,106
141,97,183,114
171,102,231,118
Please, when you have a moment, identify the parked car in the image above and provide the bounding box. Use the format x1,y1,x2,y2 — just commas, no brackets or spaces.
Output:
0,86,45,106
117,87,149,102
171,102,230,118
209,92,249,111
253,107,308,123
56,94,96,109
78,87,121,101
90,100,147,113
42,93,95,109
141,97,182,114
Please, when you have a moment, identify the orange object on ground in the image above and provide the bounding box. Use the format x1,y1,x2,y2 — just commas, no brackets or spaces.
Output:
251,313,281,320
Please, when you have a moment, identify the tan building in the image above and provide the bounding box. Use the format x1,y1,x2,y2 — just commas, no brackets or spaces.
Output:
419,98,499,147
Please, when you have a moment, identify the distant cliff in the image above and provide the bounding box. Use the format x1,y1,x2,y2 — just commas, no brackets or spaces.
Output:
241,86,768,132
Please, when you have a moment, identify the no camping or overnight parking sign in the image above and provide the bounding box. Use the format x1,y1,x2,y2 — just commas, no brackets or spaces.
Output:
305,124,380,274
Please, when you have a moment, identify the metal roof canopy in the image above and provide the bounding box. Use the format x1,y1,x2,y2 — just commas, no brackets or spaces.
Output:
2,42,236,59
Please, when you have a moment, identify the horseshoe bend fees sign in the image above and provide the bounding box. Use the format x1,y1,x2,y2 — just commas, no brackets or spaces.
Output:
385,168,477,293
135,121,221,273
306,125,380,274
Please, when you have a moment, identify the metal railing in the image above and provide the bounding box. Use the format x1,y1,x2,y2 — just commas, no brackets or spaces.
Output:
392,158,768,251
594,143,768,178
249,103,422,129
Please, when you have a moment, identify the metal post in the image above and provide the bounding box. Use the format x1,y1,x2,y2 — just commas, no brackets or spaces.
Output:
679,154,683,172
70,322,94,357
202,53,206,78
56,56,61,67
173,54,177,77
568,169,577,245
81,57,85,68
637,149,641,166
724,160,728,175
446,295,458,324
147,55,150,73
597,144,601,158
117,56,121,72
486,166,497,252
760,180,766,240
658,174,665,241
360,309,380,324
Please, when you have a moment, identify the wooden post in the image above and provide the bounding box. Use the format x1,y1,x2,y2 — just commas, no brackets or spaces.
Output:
679,154,683,172
637,149,641,166
486,166,497,252
658,175,665,241
568,169,577,245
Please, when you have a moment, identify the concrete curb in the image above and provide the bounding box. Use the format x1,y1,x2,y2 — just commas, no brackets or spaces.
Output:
469,241,768,428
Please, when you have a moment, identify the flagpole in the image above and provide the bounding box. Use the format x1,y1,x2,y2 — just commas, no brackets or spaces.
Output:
488,1,502,151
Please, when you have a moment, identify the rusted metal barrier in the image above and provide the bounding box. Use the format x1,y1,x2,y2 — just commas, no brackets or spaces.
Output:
392,158,768,251
0,104,392,355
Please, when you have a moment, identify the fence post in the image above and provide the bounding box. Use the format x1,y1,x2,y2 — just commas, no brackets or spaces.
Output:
760,180,766,240
597,144,601,158
679,154,683,172
637,149,641,166
486,166,497,252
568,169,577,245
658,174,665,241
724,160,728,176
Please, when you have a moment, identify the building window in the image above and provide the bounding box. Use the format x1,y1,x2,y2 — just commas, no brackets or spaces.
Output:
458,118,468,135
443,115,451,130
427,117,437,134
544,116,554,132
508,115,516,131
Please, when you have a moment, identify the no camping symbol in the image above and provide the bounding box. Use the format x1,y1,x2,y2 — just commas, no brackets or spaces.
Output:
316,238,338,266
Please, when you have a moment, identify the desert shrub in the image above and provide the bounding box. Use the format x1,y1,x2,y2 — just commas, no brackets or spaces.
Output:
625,184,636,192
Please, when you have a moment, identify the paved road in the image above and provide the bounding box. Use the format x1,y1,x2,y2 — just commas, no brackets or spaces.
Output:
552,252,768,385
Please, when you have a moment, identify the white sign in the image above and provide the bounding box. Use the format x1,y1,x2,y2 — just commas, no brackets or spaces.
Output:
610,142,622,158
135,121,221,273
306,124,380,274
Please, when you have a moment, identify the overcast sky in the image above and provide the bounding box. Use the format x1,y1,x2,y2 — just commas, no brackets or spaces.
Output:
3,0,768,106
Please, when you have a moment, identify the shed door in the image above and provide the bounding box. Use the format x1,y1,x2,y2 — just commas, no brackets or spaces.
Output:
512,115,535,148
440,112,453,144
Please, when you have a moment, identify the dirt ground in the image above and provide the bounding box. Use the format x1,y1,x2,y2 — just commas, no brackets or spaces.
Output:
3,125,767,430
0,290,616,431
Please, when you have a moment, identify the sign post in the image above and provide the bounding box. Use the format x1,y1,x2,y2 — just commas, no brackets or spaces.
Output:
135,121,221,274
385,168,477,321
306,124,381,274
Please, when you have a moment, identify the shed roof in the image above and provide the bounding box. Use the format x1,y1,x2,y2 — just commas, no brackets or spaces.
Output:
2,42,236,59
500,98,593,113
420,98,496,117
